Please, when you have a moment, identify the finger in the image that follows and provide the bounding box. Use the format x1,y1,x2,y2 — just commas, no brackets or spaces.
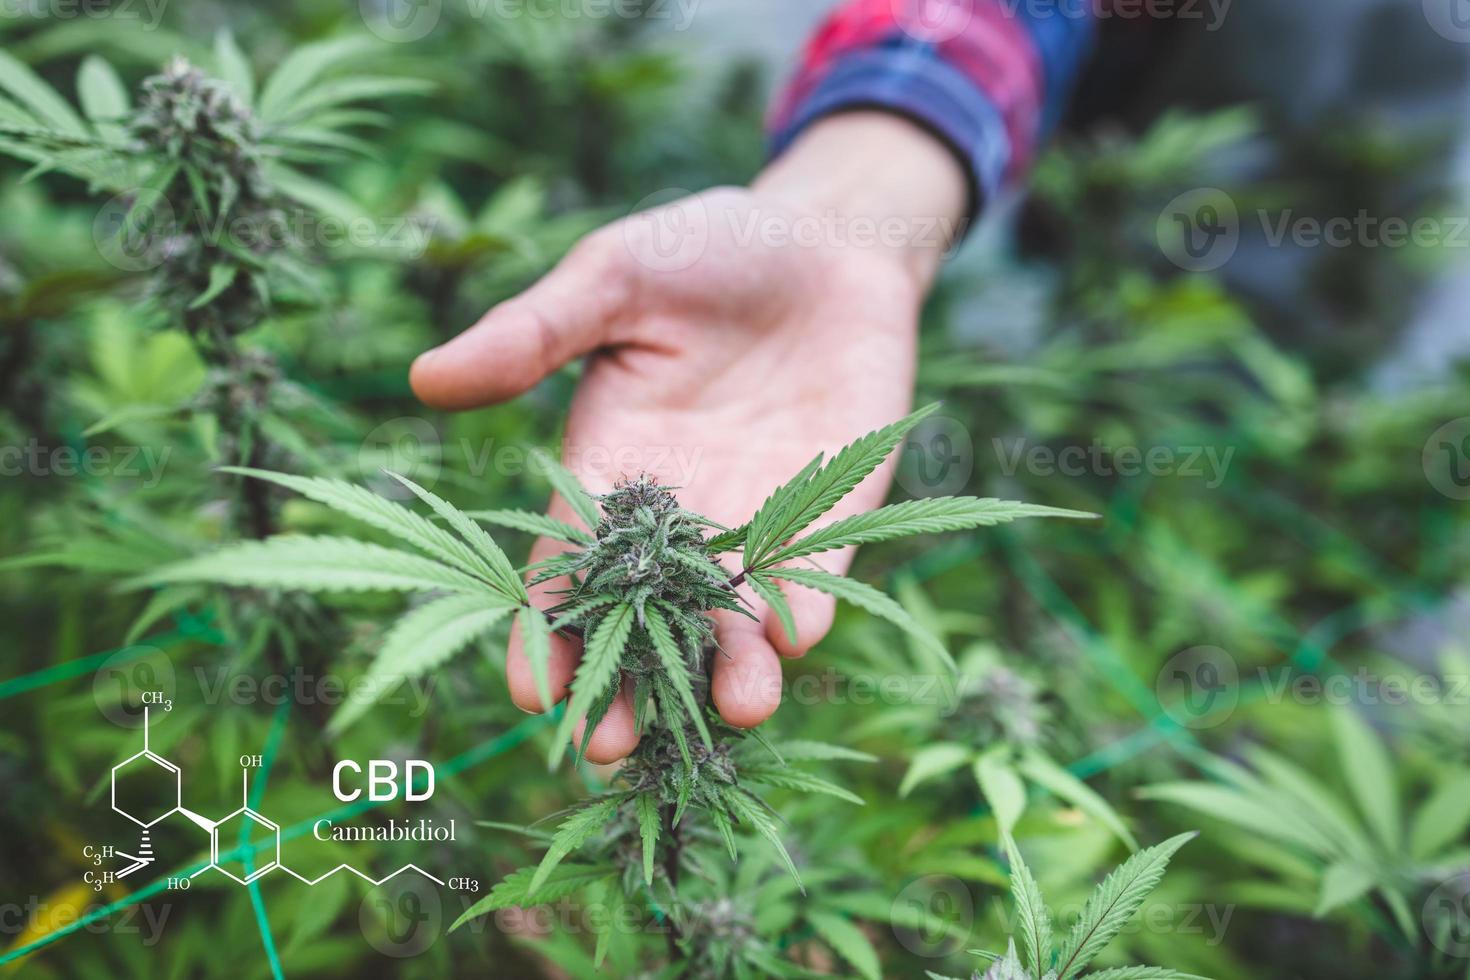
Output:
505,608,579,712
710,610,783,729
761,526,864,655
764,576,837,658
410,234,633,411
573,676,641,764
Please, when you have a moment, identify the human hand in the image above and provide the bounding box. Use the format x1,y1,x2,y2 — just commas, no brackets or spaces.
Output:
410,112,967,761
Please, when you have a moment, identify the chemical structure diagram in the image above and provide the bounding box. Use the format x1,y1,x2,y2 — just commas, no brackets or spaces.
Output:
83,703,453,894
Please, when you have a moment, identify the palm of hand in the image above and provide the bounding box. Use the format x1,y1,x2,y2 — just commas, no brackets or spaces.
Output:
415,187,924,761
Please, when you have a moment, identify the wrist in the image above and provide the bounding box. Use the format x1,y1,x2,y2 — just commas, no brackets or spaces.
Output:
752,111,970,290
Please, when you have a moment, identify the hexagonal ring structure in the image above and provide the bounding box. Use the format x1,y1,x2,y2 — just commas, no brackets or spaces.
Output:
111,750,182,828
211,807,281,884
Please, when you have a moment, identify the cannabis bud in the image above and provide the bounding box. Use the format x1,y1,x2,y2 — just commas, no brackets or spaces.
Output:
544,476,743,757
131,56,266,198
959,666,1049,747
126,58,288,342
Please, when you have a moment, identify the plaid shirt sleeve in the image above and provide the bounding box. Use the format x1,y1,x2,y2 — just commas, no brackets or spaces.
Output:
768,0,1096,219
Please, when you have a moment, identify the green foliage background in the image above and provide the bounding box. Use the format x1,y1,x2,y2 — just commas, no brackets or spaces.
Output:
1,2,1468,978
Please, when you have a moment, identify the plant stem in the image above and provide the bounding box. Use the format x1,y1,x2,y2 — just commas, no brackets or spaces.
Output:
660,801,686,967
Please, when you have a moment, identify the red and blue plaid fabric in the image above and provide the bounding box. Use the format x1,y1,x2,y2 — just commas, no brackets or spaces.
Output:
769,0,1095,217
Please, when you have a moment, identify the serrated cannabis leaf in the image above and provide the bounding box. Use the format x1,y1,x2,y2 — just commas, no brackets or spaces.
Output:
464,508,594,544
132,535,497,595
635,792,660,886
766,566,956,673
218,467,512,592
744,403,940,567
553,601,635,764
386,471,527,601
807,910,881,980
328,594,515,734
1054,833,1198,980
450,863,618,930
531,448,601,530
518,604,556,714
1004,836,1054,977
741,765,866,806
764,496,1096,566
527,796,627,897
746,570,798,646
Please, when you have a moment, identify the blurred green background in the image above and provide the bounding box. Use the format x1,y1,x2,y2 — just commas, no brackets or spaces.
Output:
1,0,1469,977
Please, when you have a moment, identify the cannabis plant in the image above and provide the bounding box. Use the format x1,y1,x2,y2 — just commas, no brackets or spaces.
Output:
0,38,428,637
873,639,1135,849
132,404,1091,972
933,834,1208,980
1142,705,1470,956
137,404,1092,737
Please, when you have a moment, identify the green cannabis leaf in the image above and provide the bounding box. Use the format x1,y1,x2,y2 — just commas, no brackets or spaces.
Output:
937,834,1209,980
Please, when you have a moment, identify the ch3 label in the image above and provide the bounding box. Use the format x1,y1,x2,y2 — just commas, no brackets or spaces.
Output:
332,760,435,802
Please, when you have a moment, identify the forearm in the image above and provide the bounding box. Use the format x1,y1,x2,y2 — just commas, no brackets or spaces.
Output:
751,111,968,291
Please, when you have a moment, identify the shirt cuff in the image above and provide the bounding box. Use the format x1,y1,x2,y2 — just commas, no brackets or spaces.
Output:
766,47,1014,227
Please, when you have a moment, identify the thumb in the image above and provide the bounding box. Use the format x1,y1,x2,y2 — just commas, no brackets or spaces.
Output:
410,235,634,410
